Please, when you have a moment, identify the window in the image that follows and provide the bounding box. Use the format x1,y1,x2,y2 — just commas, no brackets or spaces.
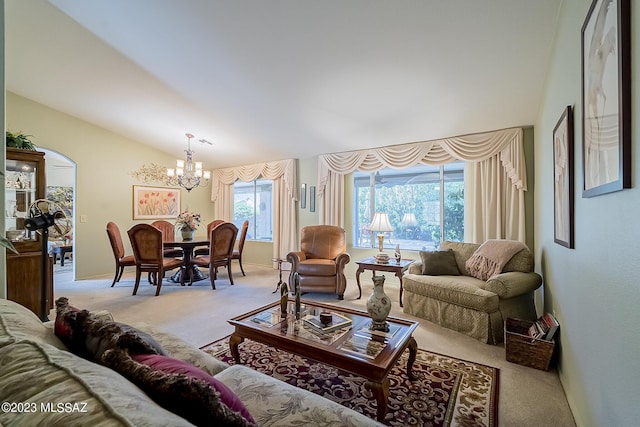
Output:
233,179,273,241
353,163,464,251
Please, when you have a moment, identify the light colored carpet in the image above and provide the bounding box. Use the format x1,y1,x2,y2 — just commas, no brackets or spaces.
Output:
52,264,575,427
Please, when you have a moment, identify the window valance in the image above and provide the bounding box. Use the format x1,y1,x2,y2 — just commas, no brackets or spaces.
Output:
318,127,525,197
210,158,297,202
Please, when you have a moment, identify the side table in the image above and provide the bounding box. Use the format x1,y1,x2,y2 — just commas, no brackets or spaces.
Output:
355,257,414,307
52,245,73,267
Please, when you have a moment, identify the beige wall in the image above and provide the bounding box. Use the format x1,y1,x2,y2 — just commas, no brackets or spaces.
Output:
6,92,216,280
534,1,640,425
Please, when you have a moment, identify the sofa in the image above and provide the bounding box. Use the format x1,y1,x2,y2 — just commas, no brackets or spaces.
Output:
0,298,382,426
402,240,542,344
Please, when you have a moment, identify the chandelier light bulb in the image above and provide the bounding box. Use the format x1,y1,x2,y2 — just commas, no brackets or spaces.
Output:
165,132,212,192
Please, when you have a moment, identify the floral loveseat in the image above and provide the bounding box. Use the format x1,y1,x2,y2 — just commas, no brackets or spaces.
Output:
402,240,542,344
0,298,382,426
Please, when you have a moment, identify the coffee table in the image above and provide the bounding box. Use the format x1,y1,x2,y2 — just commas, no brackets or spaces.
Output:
355,257,414,307
228,299,419,422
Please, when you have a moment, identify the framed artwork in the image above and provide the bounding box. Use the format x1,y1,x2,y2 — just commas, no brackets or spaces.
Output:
300,184,307,209
553,106,574,248
581,0,631,197
132,185,181,219
309,186,316,212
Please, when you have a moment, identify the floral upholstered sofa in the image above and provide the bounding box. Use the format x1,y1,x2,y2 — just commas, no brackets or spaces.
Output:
0,298,382,426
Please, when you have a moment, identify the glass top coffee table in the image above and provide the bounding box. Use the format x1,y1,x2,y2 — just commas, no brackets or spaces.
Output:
228,299,419,422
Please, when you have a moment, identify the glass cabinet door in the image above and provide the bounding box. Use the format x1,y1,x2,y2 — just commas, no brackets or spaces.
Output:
5,148,46,252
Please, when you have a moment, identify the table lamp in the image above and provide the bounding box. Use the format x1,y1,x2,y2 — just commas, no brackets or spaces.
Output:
369,212,394,263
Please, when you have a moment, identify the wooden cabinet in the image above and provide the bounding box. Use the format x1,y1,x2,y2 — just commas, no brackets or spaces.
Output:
5,147,53,320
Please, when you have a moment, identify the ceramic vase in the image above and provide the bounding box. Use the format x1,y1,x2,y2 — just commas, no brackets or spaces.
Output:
394,244,401,263
367,275,391,332
180,227,195,241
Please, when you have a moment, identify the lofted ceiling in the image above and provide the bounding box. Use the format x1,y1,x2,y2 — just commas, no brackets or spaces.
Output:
5,0,561,169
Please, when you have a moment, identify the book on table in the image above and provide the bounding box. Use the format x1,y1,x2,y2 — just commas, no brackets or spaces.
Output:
302,312,352,334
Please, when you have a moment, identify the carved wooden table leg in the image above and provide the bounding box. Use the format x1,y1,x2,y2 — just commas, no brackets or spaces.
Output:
229,334,244,364
406,336,418,380
365,376,390,422
355,265,364,299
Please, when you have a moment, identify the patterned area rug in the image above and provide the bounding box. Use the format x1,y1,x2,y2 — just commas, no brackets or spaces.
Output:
201,336,499,427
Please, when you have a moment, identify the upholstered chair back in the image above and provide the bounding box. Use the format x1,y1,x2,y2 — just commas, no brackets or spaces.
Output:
106,221,126,260
300,225,346,260
210,222,238,260
128,224,164,265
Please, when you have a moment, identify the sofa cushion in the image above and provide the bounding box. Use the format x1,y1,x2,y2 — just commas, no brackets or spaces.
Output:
419,249,460,276
465,240,528,280
440,241,480,276
133,323,229,376
54,297,165,361
297,259,337,276
102,349,254,427
403,274,499,312
0,299,66,350
216,364,383,426
133,353,254,424
0,340,195,427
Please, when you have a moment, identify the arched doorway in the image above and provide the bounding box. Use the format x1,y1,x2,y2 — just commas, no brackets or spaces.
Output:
42,149,76,281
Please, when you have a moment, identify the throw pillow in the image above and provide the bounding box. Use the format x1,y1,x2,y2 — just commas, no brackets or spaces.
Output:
54,297,166,361
102,349,255,427
132,354,254,424
419,249,460,276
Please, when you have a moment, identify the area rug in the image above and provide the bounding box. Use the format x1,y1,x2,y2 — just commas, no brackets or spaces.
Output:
201,336,499,427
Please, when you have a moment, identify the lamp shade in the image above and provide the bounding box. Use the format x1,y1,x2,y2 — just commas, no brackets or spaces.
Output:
401,213,417,227
369,212,394,233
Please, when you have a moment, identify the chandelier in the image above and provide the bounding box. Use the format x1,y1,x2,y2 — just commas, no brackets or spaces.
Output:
166,133,211,192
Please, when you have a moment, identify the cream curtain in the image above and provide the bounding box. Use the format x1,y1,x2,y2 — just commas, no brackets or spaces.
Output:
210,159,297,260
317,127,527,242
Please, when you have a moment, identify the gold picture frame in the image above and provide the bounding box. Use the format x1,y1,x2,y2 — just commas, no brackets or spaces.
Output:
132,185,181,219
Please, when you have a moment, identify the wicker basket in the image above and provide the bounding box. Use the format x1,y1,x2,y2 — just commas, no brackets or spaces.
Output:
505,318,555,371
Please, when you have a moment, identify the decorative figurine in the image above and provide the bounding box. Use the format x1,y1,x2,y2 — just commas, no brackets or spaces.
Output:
280,279,288,316
394,244,401,263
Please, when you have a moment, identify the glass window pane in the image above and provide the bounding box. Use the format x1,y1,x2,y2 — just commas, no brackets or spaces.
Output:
233,179,273,241
353,162,464,251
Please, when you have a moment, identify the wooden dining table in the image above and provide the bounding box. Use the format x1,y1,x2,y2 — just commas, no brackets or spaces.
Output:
163,237,209,285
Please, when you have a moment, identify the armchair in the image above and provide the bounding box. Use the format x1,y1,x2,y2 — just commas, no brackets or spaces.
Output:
286,225,350,300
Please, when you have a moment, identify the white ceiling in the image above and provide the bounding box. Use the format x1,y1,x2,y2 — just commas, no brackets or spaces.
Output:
5,0,561,169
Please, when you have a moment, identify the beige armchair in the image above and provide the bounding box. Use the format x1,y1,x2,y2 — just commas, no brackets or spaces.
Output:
287,225,350,299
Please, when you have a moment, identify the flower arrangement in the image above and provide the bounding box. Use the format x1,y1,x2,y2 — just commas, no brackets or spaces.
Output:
175,210,201,231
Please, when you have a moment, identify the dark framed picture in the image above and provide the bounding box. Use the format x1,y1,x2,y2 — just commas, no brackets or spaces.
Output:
309,186,316,212
300,184,307,209
554,106,574,248
581,0,631,197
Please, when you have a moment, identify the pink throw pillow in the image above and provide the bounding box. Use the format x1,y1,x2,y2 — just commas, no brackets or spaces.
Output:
132,353,254,424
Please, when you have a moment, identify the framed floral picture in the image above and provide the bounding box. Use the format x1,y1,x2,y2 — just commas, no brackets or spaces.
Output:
132,185,181,219
553,106,574,248
581,0,631,197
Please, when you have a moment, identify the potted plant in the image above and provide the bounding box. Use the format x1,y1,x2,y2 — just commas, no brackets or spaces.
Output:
6,131,36,150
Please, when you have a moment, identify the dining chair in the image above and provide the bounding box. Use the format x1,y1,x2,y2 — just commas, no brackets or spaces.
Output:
191,222,238,289
127,224,183,296
151,220,183,258
106,221,136,287
231,220,249,276
194,219,225,256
